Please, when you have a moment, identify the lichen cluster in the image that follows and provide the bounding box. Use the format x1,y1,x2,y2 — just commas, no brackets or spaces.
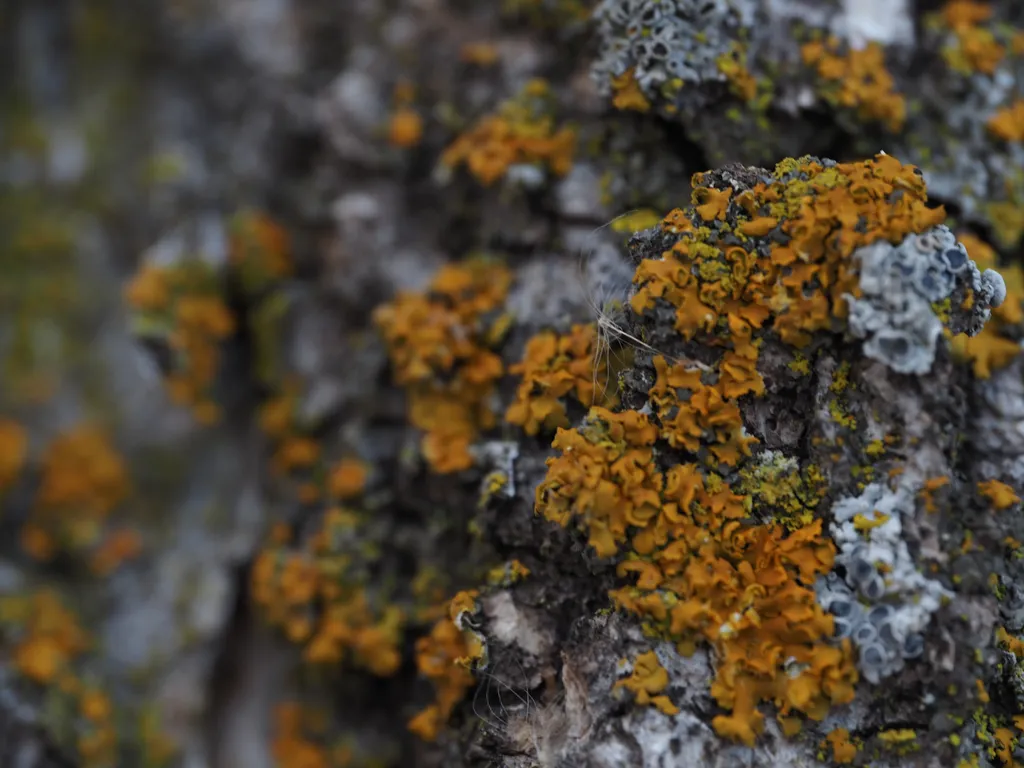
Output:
125,260,236,424
373,258,512,473
531,153,1009,747
505,322,616,436
440,79,576,187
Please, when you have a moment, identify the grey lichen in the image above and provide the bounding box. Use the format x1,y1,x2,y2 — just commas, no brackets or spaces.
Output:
845,225,1006,374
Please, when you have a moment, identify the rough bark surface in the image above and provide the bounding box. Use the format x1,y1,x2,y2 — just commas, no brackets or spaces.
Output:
2,2,1024,768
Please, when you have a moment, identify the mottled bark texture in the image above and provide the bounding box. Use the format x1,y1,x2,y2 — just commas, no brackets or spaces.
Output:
2,1,1024,768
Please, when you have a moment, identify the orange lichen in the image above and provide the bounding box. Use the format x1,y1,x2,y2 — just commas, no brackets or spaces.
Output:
124,261,236,423
613,505,851,745
251,509,405,676
610,69,651,113
951,233,1023,378
976,678,991,703
460,42,500,66
801,39,906,131
535,407,661,558
979,479,1022,510
649,356,759,466
272,703,330,768
717,45,758,102
506,323,615,435
374,259,511,473
921,475,951,514
614,650,680,716
939,1,1006,75
89,528,143,576
441,79,576,186
24,425,130,560
4,589,90,684
997,626,1024,657
633,154,945,350
326,458,368,500
228,210,291,295
825,727,859,764
987,100,1024,143
408,607,477,741
0,417,27,493
994,727,1017,766
389,108,424,148
532,155,942,746
77,687,117,766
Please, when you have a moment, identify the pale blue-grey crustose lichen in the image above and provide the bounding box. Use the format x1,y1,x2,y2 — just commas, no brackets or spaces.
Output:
590,0,754,108
845,225,1007,375
816,483,951,684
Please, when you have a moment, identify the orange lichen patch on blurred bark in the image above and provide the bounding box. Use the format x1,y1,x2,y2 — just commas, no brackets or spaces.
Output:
271,436,321,477
460,42,500,66
25,425,129,560
987,100,1024,142
610,69,651,113
272,703,331,768
939,1,1006,74
951,233,1023,377
716,45,758,102
920,475,951,514
408,605,477,741
124,261,235,423
123,263,172,312
0,418,27,493
506,323,616,435
77,687,118,767
388,83,424,148
327,458,368,500
258,386,300,439
801,38,906,131
389,108,424,148
228,209,292,295
2,589,90,685
614,650,680,716
374,259,511,473
88,528,143,576
251,507,405,676
979,479,1022,510
441,79,576,186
